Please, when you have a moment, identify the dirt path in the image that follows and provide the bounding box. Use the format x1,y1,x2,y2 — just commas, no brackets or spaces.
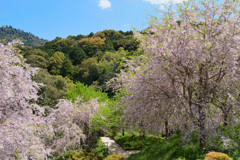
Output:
100,137,139,158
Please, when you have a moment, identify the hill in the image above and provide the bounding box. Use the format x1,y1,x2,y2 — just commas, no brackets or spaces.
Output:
0,26,47,47
18,29,140,99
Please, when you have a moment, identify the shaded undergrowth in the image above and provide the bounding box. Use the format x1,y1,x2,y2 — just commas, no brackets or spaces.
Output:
127,134,206,160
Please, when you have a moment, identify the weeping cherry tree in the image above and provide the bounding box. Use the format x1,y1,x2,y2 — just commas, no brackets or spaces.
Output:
115,0,240,148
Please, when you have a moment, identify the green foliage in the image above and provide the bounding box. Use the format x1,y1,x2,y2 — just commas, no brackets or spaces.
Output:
19,29,139,92
96,48,128,95
25,54,49,69
0,25,47,47
119,30,134,36
49,52,66,75
78,37,106,57
64,76,76,90
98,48,127,69
33,69,69,107
82,45,96,57
78,37,106,50
104,154,126,160
127,134,206,160
21,48,49,59
91,98,122,136
74,57,100,85
64,82,108,103
44,37,72,52
209,124,240,159
93,29,138,52
123,126,240,160
115,37,139,52
230,149,240,160
15,29,139,98
219,124,240,145
53,149,101,160
94,30,124,41
59,58,74,79
19,48,49,69
90,90,131,137
91,138,108,158
68,46,87,65
102,38,115,52
113,131,164,150
204,152,232,160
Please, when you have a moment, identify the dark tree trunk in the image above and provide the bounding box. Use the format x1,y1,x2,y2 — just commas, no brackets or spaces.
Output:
223,113,228,126
165,120,169,139
198,105,206,148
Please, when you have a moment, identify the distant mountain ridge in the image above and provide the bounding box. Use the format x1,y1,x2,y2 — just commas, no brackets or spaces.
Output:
0,26,47,47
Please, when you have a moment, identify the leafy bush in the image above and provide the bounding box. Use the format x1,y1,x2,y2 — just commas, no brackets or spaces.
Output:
104,154,126,160
127,134,206,160
204,152,232,160
64,82,108,103
205,124,240,159
92,138,108,158
91,92,126,138
53,149,101,160
113,131,164,150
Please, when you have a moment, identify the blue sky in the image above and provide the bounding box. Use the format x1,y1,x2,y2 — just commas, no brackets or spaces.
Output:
0,0,183,40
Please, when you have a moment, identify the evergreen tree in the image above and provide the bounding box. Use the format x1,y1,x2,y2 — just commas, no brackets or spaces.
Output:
69,46,87,65
102,38,115,52
60,58,74,79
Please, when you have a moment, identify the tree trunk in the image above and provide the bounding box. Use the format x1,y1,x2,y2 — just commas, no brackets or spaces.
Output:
198,105,206,149
165,120,169,139
223,113,228,126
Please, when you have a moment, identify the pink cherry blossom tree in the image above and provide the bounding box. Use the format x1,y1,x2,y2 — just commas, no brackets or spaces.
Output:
0,41,51,159
115,0,240,148
0,41,41,122
46,97,100,153
0,41,102,159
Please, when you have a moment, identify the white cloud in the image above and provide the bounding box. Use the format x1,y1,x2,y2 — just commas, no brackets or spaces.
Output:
122,24,131,27
143,0,183,4
118,24,132,31
98,0,111,9
160,5,165,10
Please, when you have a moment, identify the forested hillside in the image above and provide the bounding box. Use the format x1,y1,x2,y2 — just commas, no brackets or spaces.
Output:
18,29,140,107
0,25,47,47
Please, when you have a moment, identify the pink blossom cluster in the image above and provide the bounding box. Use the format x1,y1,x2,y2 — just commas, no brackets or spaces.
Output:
46,97,100,152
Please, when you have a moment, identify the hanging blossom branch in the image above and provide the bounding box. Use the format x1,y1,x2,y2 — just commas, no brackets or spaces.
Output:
46,97,100,153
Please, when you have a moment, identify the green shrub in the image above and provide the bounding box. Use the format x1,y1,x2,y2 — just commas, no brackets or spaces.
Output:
104,154,126,160
53,149,101,160
113,131,164,150
204,152,232,160
64,82,108,103
127,134,206,160
92,138,108,158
